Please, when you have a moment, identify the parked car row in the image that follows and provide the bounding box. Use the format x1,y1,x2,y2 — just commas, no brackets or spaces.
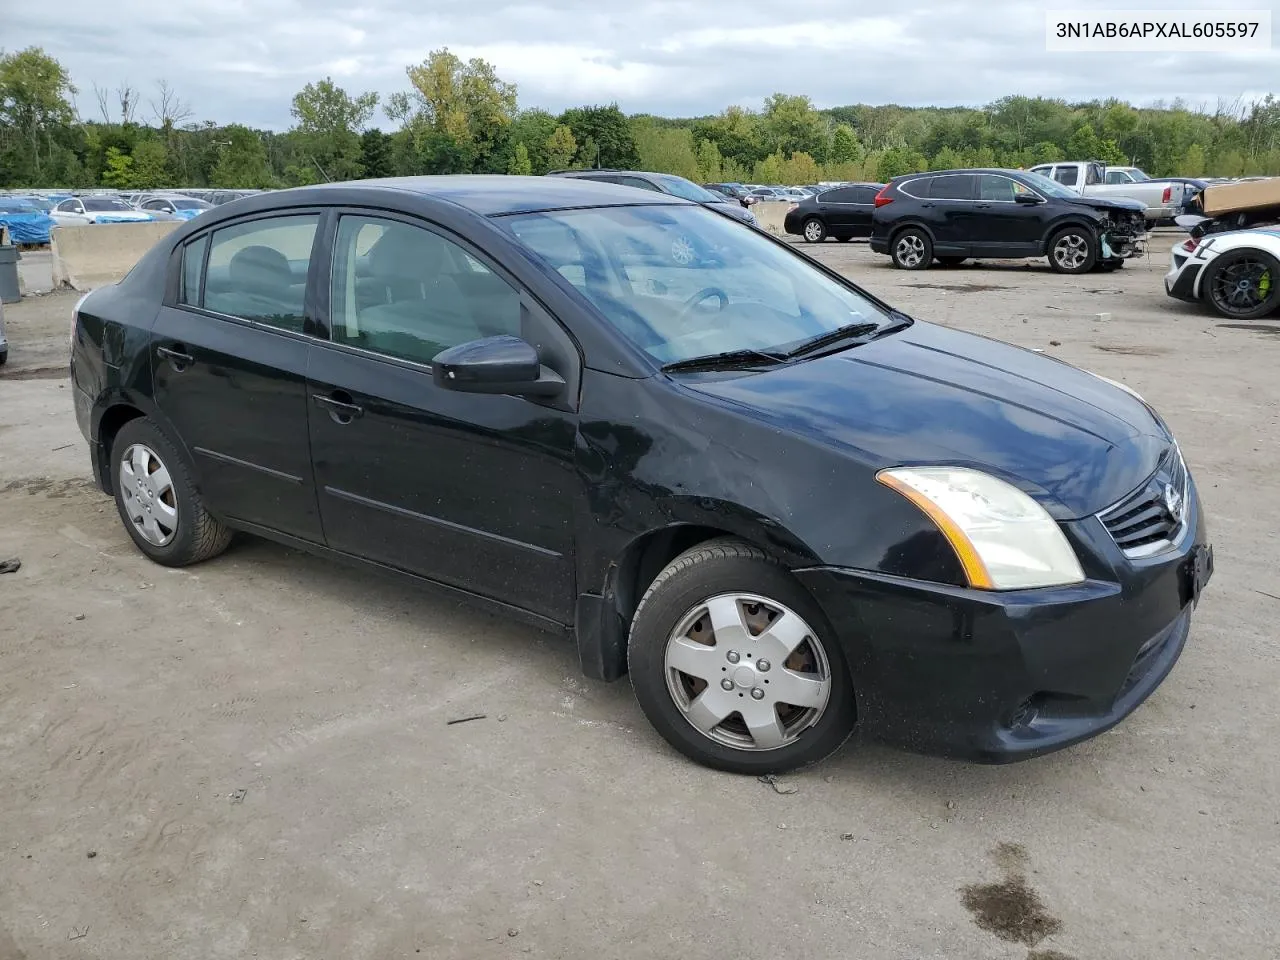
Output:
546,169,759,226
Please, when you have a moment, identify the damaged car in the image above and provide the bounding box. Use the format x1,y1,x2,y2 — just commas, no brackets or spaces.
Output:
870,169,1148,273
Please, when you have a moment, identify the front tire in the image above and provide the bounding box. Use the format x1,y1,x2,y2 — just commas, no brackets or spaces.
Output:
891,228,933,269
110,418,232,567
1047,226,1097,274
1203,248,1280,319
802,218,827,243
628,539,857,774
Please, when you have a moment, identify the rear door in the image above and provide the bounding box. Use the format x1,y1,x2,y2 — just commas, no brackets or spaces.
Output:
305,211,580,622
921,174,976,252
151,211,326,541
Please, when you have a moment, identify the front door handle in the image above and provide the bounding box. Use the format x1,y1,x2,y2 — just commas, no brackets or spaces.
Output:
313,393,364,423
156,345,194,369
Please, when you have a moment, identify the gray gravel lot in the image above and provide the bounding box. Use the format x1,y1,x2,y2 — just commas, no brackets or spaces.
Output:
2,237,1278,960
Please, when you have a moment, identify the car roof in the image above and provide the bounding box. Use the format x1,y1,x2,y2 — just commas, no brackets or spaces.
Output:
892,169,1027,181
311,174,690,216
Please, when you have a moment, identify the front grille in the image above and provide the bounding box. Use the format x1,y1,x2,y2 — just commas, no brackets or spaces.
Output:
1099,446,1189,558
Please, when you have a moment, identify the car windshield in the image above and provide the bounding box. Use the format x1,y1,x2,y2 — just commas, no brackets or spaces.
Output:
502,204,897,366
1126,169,1149,181
0,199,36,213
83,197,133,211
652,175,722,204
1018,171,1080,199
171,198,211,210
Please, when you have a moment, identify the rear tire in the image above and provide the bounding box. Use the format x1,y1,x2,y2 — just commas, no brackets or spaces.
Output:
1203,248,1280,319
802,218,827,243
1047,226,1097,274
110,418,232,567
628,538,857,774
891,228,933,269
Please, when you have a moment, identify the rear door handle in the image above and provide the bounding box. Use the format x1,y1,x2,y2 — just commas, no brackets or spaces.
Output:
156,345,194,369
313,393,364,423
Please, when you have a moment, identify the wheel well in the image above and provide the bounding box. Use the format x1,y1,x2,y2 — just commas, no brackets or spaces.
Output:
889,221,933,243
612,525,741,629
1041,219,1097,251
95,404,145,495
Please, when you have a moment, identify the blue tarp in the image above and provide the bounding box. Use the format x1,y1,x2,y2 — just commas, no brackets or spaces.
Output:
95,214,155,224
0,212,56,244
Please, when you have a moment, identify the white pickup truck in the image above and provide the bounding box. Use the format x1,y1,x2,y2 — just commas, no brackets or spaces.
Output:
1027,161,1186,223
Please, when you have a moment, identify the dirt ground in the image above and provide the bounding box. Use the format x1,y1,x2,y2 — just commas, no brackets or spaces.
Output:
2,237,1278,960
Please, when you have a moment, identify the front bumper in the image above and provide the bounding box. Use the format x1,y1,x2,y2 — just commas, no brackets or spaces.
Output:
1165,245,1207,302
795,482,1211,763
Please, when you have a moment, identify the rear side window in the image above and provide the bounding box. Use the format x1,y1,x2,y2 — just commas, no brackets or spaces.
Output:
1053,166,1079,187
927,175,975,200
202,215,319,332
819,187,858,203
898,177,931,199
180,234,209,305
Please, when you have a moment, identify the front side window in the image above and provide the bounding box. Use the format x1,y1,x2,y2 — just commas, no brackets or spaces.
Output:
56,199,81,213
202,215,318,332
502,205,895,366
83,197,134,212
329,215,521,366
978,175,1036,202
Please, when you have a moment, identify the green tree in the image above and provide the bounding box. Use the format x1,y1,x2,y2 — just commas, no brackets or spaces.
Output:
545,124,577,170
210,124,273,187
781,151,820,184
129,139,169,188
359,128,393,178
1066,123,1103,160
752,152,786,184
394,48,518,172
930,146,963,170
1179,143,1207,176
0,47,78,183
288,77,377,182
99,146,134,188
695,138,722,181
830,123,861,163
692,106,764,168
634,123,700,179
760,93,826,158
557,104,638,168
507,141,532,175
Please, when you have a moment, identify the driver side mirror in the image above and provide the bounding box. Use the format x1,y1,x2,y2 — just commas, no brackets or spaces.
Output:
432,335,565,398
1014,193,1043,204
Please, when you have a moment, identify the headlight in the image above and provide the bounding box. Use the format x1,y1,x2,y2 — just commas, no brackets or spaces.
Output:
877,467,1085,590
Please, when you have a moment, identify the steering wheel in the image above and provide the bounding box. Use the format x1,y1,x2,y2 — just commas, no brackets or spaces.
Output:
676,287,729,324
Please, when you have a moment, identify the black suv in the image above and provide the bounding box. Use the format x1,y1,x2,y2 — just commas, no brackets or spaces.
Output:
547,169,758,226
870,169,1148,273
783,183,884,243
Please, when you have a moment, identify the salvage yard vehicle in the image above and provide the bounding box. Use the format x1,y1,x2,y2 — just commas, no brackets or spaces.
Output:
1028,161,1186,222
70,175,1212,773
784,182,884,242
870,168,1147,273
547,169,758,226
1166,225,1280,319
49,196,155,225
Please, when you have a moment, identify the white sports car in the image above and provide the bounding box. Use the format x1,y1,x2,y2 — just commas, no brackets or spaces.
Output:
1165,226,1280,319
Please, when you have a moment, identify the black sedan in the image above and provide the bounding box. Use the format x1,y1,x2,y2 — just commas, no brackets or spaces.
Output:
783,182,884,242
70,175,1212,773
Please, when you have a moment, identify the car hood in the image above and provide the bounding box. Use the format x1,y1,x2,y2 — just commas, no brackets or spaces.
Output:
705,200,753,221
683,321,1168,519
1067,194,1147,214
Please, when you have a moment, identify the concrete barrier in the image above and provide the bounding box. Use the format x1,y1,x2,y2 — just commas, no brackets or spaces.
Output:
751,200,796,237
51,221,183,291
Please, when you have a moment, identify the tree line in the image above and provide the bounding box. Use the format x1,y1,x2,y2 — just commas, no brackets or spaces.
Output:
2,45,1279,192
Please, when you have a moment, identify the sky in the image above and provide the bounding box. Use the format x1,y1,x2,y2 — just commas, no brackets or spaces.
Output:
6,0,1277,129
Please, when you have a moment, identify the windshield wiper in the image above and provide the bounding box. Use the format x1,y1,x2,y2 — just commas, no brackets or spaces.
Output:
661,348,789,373
782,321,881,360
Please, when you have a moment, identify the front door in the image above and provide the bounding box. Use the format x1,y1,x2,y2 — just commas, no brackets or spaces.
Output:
306,212,579,622
968,174,1046,256
151,212,325,541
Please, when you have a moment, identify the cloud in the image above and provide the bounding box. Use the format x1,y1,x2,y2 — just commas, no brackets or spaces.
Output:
5,0,1276,129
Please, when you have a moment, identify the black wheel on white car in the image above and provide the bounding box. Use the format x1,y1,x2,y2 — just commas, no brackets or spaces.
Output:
627,538,857,774
1047,226,1097,274
110,418,232,567
1203,248,1280,319
891,228,933,269
802,218,827,243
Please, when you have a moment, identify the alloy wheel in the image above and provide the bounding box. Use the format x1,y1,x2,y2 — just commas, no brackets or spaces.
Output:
804,219,824,242
1210,257,1273,316
1053,233,1089,270
663,593,832,751
119,443,178,546
895,234,926,267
